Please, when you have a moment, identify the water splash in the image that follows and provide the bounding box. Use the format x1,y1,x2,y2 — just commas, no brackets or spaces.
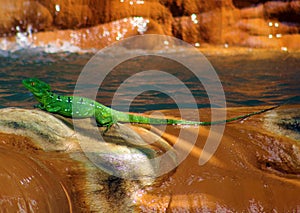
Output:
130,17,149,34
0,17,150,54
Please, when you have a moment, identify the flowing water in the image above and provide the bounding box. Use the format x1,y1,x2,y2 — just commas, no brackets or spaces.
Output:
0,49,299,112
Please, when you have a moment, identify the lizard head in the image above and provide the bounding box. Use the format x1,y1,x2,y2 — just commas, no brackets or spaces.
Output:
22,78,51,97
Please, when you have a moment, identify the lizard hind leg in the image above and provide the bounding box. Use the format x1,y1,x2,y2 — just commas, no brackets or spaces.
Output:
95,115,117,134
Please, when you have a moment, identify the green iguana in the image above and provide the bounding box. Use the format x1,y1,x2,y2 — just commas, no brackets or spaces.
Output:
23,78,278,130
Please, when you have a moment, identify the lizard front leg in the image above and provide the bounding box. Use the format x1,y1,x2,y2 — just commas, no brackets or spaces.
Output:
35,102,61,113
44,104,61,113
34,103,44,109
34,103,62,115
34,103,60,112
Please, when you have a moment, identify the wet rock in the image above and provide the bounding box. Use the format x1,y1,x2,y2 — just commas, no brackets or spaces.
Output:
104,0,174,35
173,8,240,44
7,17,168,51
0,108,75,151
240,35,280,48
170,9,203,43
172,16,202,43
0,105,299,211
249,106,300,175
160,0,234,15
0,108,175,212
236,19,272,36
278,118,300,133
0,0,52,36
0,144,72,212
240,4,264,19
237,19,298,35
0,0,300,50
136,106,300,212
264,106,300,143
29,18,154,50
232,0,267,9
257,137,300,174
54,4,94,29
264,1,300,23
38,0,173,35
281,34,300,50
39,0,95,29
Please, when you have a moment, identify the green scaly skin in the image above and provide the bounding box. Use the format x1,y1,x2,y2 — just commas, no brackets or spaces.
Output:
22,78,278,130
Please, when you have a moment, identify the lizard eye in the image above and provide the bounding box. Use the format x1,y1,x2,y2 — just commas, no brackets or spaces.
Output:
30,82,35,86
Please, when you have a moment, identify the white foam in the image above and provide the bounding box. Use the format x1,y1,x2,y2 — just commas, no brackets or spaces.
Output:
0,36,94,54
0,15,200,56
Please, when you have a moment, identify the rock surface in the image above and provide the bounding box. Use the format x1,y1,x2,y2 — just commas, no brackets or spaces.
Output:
0,0,53,36
0,107,175,212
0,137,72,212
0,0,299,50
137,105,300,212
0,106,299,211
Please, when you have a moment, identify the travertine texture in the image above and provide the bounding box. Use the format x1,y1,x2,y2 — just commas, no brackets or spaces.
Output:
0,0,299,49
0,0,300,50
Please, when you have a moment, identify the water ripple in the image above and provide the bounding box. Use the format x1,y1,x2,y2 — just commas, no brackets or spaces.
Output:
0,50,299,111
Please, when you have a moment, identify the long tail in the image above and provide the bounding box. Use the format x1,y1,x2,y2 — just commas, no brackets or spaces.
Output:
117,105,279,125
198,105,279,126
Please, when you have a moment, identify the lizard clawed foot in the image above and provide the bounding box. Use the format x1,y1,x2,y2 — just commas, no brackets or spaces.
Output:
34,104,44,110
101,122,118,135
113,122,120,129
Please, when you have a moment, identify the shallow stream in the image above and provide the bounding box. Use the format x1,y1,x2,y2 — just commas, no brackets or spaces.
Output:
0,49,299,111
